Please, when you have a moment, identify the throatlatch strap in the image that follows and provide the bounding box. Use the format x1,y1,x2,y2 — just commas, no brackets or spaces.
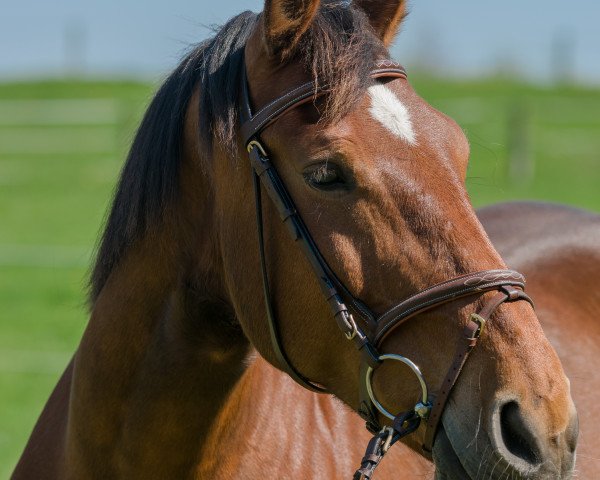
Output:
253,170,326,393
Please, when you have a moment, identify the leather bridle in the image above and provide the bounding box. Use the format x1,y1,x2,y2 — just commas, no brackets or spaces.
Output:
239,57,534,479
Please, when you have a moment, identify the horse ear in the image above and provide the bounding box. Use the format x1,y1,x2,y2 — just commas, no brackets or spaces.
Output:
262,0,321,58
354,0,408,47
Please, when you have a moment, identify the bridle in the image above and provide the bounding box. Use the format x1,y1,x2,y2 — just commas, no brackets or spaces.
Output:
240,58,534,478
239,57,534,479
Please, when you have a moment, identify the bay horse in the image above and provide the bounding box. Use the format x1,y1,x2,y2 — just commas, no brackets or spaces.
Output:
13,1,595,478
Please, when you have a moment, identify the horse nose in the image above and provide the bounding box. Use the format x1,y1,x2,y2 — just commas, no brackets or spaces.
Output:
492,399,578,475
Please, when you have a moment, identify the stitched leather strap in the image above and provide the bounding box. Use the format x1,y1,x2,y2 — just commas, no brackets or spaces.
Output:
241,60,406,145
353,430,390,480
354,411,420,479
374,270,527,345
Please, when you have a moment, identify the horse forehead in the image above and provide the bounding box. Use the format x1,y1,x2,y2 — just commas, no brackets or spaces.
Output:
359,80,469,163
367,83,417,145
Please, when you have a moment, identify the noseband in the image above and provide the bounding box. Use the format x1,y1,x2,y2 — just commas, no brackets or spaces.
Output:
239,58,534,478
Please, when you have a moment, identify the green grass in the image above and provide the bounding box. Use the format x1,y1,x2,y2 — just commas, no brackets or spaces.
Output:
0,75,598,476
0,79,153,477
411,76,600,209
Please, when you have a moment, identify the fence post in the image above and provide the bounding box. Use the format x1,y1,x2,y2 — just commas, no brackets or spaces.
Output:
506,99,534,187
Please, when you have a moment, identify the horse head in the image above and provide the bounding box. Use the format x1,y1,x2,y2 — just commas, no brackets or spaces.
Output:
201,1,578,478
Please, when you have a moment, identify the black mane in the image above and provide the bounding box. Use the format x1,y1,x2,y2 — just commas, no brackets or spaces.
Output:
89,11,257,301
90,4,385,302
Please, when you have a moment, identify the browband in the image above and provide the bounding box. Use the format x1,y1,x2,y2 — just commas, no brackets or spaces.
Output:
240,60,407,145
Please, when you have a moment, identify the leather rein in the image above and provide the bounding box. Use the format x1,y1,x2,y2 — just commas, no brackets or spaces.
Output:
239,58,534,479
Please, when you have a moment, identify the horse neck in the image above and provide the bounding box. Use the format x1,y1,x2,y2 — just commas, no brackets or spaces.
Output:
66,213,250,477
196,355,434,479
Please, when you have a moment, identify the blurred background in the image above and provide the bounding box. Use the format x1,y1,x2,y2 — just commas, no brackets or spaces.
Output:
0,0,598,475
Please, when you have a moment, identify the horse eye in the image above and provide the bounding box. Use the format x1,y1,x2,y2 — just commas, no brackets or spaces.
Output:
304,163,346,191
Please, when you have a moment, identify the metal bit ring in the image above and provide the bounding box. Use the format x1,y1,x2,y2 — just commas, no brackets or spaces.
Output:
365,354,431,421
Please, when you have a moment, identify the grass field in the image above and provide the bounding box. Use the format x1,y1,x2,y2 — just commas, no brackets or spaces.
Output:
1,74,599,476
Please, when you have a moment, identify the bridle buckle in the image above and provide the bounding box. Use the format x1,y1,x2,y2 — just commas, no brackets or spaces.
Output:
247,139,267,156
469,313,487,339
381,426,394,453
344,313,358,340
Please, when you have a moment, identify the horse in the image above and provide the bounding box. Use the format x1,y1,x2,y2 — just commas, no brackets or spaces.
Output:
13,0,591,478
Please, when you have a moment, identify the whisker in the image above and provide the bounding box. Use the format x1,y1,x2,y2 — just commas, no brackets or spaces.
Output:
474,445,490,480
466,406,483,450
487,454,503,479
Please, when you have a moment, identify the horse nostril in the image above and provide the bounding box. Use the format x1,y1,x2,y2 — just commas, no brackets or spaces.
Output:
499,400,541,465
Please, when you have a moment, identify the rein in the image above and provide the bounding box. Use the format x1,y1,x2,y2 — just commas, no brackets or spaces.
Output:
239,58,534,478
